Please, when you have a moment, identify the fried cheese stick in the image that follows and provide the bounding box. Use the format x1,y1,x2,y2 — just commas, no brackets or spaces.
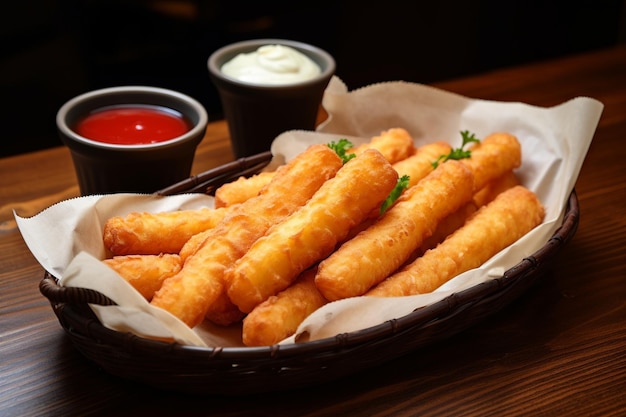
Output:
367,185,545,297
242,267,327,346
204,292,246,326
214,171,276,208
150,144,343,327
416,201,478,256
212,128,415,209
226,149,399,313
392,141,452,187
178,228,211,262
350,128,416,164
460,132,521,192
314,160,475,302
402,133,521,256
417,170,520,255
103,207,230,256
103,254,182,301
342,140,456,241
472,170,520,207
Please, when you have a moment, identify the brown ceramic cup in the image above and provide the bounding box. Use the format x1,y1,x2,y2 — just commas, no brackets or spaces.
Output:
56,86,208,195
208,39,335,158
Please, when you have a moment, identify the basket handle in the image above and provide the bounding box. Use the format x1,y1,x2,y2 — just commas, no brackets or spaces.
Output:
155,151,273,196
39,272,117,306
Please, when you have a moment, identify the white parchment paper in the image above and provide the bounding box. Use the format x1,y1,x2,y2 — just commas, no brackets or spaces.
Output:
16,76,603,347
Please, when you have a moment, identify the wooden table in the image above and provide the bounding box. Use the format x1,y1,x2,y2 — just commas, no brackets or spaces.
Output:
2,44,625,416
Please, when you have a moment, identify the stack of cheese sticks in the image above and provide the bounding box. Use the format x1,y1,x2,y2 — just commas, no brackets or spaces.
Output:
102,128,544,346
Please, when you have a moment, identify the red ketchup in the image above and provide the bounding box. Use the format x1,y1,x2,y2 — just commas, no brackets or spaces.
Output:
75,105,191,145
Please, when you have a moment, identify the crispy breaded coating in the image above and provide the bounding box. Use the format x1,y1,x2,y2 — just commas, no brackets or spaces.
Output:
242,267,327,346
392,141,452,187
150,215,265,327
178,228,212,263
417,171,519,255
213,129,415,209
417,201,478,255
315,160,475,302
472,170,520,207
150,144,343,327
103,254,182,301
367,185,545,297
350,128,416,164
204,292,245,326
214,171,276,208
103,207,230,256
344,141,455,241
226,149,399,313
460,132,521,192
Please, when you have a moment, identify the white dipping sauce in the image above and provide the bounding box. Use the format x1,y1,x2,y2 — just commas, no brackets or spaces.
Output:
221,44,321,85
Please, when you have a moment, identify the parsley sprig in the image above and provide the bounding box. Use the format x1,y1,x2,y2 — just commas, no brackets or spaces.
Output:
432,130,481,168
380,175,410,215
327,138,356,164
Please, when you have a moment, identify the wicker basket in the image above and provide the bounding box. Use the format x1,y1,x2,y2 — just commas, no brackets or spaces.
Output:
39,153,580,395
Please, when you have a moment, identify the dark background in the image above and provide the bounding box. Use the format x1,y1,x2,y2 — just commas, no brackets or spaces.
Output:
2,0,625,157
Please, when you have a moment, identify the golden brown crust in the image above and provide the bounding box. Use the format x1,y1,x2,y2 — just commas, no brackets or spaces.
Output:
204,292,246,326
472,170,520,207
367,185,545,297
150,144,343,327
242,267,327,346
103,254,182,301
99,129,542,345
314,160,475,301
417,170,520,255
392,140,453,187
416,201,478,256
212,129,414,209
460,132,522,192
178,228,212,263
350,128,416,164
214,171,276,208
226,149,399,313
103,207,230,256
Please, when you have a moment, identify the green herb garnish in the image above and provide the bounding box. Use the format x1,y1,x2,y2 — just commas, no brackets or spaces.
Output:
380,175,410,215
432,130,481,168
327,138,356,164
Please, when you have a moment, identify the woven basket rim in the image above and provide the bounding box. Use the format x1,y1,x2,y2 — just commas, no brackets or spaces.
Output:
40,189,579,359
